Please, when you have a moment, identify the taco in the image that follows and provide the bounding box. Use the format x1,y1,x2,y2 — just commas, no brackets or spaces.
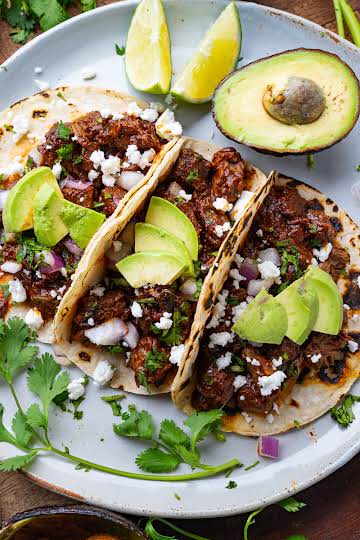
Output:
172,175,360,435
54,138,270,393
0,86,179,343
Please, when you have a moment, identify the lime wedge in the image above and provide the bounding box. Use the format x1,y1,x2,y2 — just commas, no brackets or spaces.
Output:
125,0,171,94
171,2,241,103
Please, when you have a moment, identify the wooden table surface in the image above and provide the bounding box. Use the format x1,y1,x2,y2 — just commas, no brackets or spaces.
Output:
1,1,360,538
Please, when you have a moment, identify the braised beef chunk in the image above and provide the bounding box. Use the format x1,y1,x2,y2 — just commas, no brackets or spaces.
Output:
304,332,347,371
71,290,130,341
0,288,9,319
242,345,273,379
192,191,228,253
170,148,211,191
236,379,277,415
100,186,127,216
130,335,173,387
306,208,334,243
62,183,95,208
211,147,245,202
192,356,235,410
1,241,19,262
19,272,67,320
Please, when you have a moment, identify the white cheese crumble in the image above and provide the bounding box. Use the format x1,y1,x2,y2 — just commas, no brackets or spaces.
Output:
90,285,106,297
87,318,95,326
100,108,112,119
214,221,231,238
131,301,143,318
101,155,121,187
256,229,263,238
229,268,245,282
258,371,287,396
206,289,228,329
234,254,244,268
12,114,29,143
348,340,359,353
258,260,280,280
8,279,27,302
52,162,62,180
34,66,43,74
169,344,185,366
126,101,142,117
241,411,253,424
357,276,360,288
216,352,232,370
24,308,44,330
88,169,99,182
273,402,280,415
343,304,350,310
90,150,105,169
230,191,253,221
155,109,183,140
209,331,234,349
213,197,233,212
311,257,318,266
92,360,114,386
34,79,50,91
0,156,24,179
67,378,85,400
49,290,57,298
125,144,141,165
155,313,173,330
233,374,247,390
266,414,274,424
178,189,192,202
246,356,260,366
313,242,333,262
138,148,156,170
84,318,126,346
140,108,159,122
81,67,97,80
112,112,125,121
1,261,22,274
232,301,248,323
310,353,322,364
272,356,283,368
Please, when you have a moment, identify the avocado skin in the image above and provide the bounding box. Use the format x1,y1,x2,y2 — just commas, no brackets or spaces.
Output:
212,48,360,156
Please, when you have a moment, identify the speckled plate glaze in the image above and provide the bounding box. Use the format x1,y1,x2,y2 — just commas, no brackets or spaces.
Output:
0,0,359,519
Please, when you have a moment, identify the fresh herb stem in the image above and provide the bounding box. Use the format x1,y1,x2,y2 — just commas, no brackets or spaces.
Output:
339,0,360,45
243,508,265,540
157,518,210,540
333,0,345,36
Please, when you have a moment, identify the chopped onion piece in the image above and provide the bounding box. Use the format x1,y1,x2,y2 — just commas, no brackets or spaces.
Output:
63,237,84,256
0,190,10,210
247,279,271,297
60,178,92,190
258,248,281,267
123,322,139,349
118,171,145,191
239,258,259,282
168,181,183,197
258,435,279,459
36,251,65,274
180,278,197,297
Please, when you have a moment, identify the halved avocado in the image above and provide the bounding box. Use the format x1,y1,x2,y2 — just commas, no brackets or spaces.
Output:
213,49,360,155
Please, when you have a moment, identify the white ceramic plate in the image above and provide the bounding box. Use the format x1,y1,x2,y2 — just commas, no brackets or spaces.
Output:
0,0,359,518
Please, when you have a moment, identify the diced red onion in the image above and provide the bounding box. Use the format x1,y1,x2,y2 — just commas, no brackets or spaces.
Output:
63,237,84,256
106,242,132,265
239,258,259,282
0,190,10,210
180,278,197,297
28,148,42,166
351,181,360,202
60,178,92,190
168,181,183,197
247,279,269,296
258,248,281,267
258,435,279,459
123,321,139,349
40,251,65,274
118,171,145,191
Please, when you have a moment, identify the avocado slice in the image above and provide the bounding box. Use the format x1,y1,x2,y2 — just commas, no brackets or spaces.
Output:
116,251,186,288
276,278,319,345
232,288,288,345
213,49,360,155
3,167,62,232
33,184,68,247
305,266,343,335
61,199,106,249
135,223,195,278
145,197,198,260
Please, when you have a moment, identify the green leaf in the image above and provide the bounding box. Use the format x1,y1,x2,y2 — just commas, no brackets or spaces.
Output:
278,497,306,513
10,28,32,43
159,419,190,449
26,403,47,430
135,448,180,473
173,444,200,468
27,353,70,415
184,409,223,451
113,406,155,440
243,509,265,540
12,411,32,447
0,404,19,448
81,0,96,11
2,0,35,29
330,395,360,427
226,480,237,489
0,318,38,383
56,120,71,140
29,0,68,31
144,519,176,540
115,43,126,56
0,451,37,472
284,536,308,540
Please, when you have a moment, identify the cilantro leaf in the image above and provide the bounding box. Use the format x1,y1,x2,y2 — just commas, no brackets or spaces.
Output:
173,444,200,468
56,143,73,161
10,28,32,43
184,409,223,451
0,318,38,383
278,497,306,513
0,451,37,472
0,404,20,448
115,43,125,56
56,120,71,140
26,403,47,430
81,0,96,11
330,395,360,427
29,0,68,31
159,419,190,449
101,394,125,417
226,480,237,489
113,406,154,440
135,448,180,473
12,410,32,447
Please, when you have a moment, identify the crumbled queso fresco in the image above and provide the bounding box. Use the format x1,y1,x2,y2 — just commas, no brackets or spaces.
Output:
313,242,333,262
67,377,86,400
92,360,114,386
169,344,185,365
257,371,287,396
24,308,44,330
155,312,173,330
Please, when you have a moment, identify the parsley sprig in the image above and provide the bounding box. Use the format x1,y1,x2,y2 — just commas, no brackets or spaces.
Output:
0,319,239,481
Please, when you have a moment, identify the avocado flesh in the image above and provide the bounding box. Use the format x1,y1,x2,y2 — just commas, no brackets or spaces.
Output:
3,167,62,232
116,251,187,288
213,49,360,154
145,196,198,260
33,184,68,247
305,266,343,335
135,223,195,278
232,288,288,345
61,199,106,249
276,277,319,345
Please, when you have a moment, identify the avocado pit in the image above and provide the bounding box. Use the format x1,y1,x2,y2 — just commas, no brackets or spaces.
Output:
262,76,325,125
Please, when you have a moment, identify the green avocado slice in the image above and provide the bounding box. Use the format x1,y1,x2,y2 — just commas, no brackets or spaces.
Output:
135,222,195,278
305,266,343,335
116,251,186,288
33,184,68,247
61,199,106,249
3,167,62,232
232,288,288,345
145,197,198,260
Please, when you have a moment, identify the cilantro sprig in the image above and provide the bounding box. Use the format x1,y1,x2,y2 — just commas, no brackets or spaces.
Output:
0,319,239,481
330,394,360,427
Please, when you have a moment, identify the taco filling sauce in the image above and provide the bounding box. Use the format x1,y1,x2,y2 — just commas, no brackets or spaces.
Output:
191,184,351,420
69,145,253,389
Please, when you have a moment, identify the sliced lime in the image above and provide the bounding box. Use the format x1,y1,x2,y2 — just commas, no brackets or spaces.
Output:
125,0,171,94
171,2,241,103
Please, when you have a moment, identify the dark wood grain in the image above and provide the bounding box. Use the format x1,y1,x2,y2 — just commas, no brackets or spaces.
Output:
1,1,360,538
